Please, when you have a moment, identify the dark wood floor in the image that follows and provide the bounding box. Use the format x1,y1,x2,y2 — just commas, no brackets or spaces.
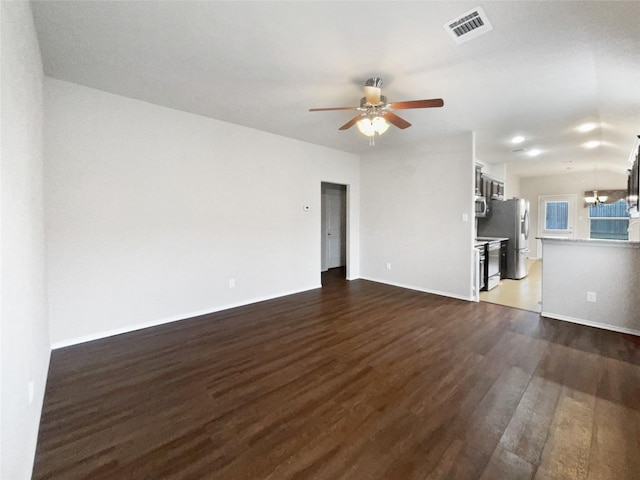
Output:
33,277,640,479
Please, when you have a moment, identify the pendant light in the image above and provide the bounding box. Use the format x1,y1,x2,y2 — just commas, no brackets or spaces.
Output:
584,166,608,205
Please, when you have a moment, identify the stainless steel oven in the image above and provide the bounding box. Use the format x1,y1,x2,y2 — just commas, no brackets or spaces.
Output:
486,240,501,290
478,248,485,291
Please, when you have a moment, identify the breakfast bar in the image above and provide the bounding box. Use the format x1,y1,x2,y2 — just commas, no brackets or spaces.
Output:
540,237,640,336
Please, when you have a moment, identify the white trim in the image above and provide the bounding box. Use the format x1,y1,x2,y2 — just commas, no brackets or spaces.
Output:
51,285,322,349
541,311,640,337
538,194,577,238
359,276,474,302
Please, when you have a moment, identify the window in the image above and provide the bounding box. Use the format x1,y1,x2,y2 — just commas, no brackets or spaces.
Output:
545,201,569,231
589,199,629,240
538,195,576,249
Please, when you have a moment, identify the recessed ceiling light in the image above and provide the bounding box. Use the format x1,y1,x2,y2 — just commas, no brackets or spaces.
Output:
527,149,541,157
577,123,597,133
511,136,525,144
583,140,600,149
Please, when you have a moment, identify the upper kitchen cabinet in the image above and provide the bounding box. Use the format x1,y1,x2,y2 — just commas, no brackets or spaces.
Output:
475,163,504,200
475,164,483,196
484,175,505,200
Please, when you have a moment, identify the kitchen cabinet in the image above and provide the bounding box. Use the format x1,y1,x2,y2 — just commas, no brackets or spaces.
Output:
475,164,483,196
500,240,508,279
474,164,505,200
484,176,504,200
476,237,505,291
475,165,505,200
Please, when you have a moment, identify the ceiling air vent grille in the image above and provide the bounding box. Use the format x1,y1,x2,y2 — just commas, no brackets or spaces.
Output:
444,7,493,44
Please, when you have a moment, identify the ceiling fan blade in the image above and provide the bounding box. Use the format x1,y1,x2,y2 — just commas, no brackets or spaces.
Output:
383,112,412,129
390,99,444,110
339,115,363,130
309,106,357,112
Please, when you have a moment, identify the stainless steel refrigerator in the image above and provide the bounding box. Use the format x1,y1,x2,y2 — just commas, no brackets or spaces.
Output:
477,198,530,279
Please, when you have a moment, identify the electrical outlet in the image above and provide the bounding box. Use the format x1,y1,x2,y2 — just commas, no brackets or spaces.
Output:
587,291,596,303
386,262,391,270
229,279,235,288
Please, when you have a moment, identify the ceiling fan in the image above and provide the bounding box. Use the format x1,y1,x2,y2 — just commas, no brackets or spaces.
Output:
309,77,444,145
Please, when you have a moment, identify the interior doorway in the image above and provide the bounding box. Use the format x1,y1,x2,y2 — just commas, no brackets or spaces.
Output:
321,182,347,284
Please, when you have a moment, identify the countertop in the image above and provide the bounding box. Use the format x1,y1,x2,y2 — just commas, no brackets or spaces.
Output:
475,236,508,248
537,237,640,249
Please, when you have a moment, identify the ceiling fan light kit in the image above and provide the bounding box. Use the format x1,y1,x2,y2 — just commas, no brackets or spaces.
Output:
309,77,444,146
357,116,389,137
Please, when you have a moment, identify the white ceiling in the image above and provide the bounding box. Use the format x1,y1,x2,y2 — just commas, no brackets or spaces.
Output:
31,1,640,178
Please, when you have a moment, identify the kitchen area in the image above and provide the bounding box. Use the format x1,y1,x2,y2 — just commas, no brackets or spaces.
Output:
474,163,540,312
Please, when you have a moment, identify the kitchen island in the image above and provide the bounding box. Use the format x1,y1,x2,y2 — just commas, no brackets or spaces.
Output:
540,237,640,336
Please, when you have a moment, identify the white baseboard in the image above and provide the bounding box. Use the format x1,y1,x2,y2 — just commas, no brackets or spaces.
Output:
51,284,322,349
359,276,474,302
541,311,640,337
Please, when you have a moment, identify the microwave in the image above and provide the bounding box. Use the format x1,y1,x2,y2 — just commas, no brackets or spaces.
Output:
475,196,488,217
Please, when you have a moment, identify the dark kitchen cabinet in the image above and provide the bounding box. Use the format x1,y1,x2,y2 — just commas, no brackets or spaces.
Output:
479,174,504,201
500,240,508,279
488,178,504,200
475,164,483,196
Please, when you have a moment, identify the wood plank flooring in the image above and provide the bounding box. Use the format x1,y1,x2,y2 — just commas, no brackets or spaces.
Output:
33,277,640,479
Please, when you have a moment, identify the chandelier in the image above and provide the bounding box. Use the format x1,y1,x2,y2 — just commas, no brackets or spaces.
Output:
584,190,608,205
584,166,608,205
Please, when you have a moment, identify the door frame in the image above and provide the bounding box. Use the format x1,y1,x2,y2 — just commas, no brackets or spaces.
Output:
321,181,349,275
537,194,577,258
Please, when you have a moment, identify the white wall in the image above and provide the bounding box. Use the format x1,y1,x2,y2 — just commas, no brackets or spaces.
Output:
44,78,360,346
521,170,628,257
485,162,506,182
630,218,640,242
360,133,475,300
0,2,50,478
541,239,640,335
505,168,521,199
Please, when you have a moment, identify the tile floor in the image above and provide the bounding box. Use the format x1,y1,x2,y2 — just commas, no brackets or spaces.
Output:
480,259,541,312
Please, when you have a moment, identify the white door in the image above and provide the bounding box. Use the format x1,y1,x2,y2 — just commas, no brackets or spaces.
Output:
537,194,576,258
322,183,346,270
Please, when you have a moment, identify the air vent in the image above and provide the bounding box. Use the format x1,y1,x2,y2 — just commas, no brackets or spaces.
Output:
444,7,493,44
512,148,527,153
